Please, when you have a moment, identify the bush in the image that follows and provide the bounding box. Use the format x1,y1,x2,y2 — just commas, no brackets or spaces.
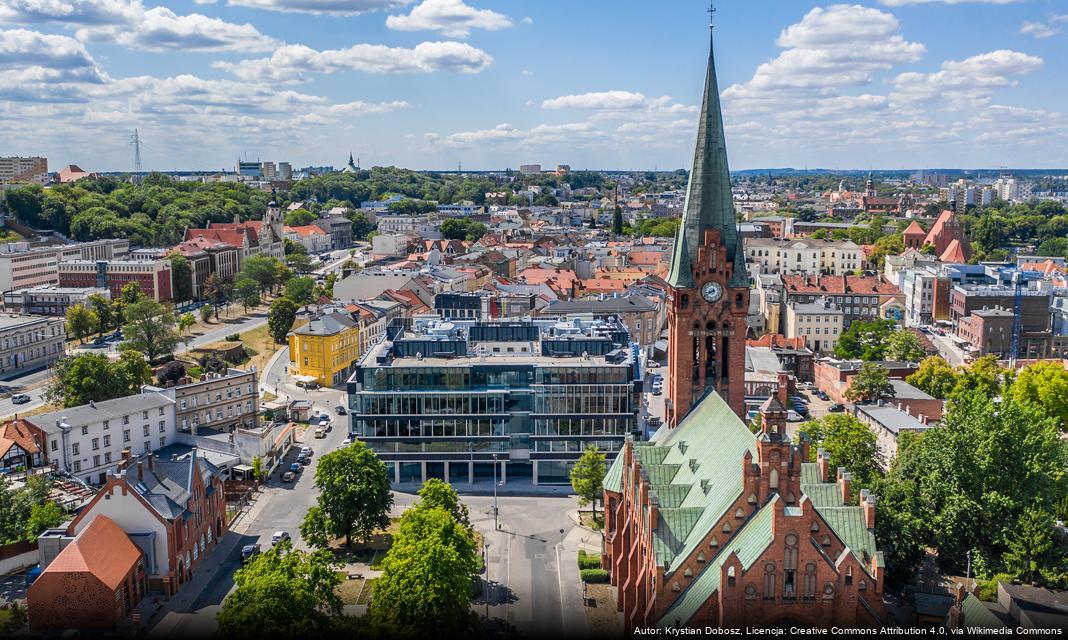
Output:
580,568,609,583
577,550,601,570
226,333,241,342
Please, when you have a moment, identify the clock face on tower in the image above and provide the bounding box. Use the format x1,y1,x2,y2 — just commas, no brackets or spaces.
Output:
701,281,723,303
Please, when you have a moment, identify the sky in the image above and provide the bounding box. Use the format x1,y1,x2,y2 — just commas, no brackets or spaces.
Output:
1,0,1066,172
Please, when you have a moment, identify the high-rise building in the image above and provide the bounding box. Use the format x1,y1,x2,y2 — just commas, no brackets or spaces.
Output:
664,20,750,424
0,156,48,184
278,162,292,180
261,161,276,179
518,164,541,174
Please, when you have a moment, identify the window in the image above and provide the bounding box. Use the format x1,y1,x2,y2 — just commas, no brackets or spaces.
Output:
159,421,165,433
142,411,148,419
763,562,776,600
93,454,100,467
103,420,109,430
51,439,57,451
143,442,150,453
123,429,131,442
72,443,80,455
160,437,166,448
91,437,99,450
142,425,150,437
159,407,165,416
105,452,112,463
73,460,81,472
81,426,88,435
123,416,130,425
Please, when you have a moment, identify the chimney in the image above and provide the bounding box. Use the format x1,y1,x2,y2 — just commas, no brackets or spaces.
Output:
147,453,154,471
817,449,830,482
837,467,852,504
121,447,132,463
136,460,144,481
776,371,790,406
861,489,876,529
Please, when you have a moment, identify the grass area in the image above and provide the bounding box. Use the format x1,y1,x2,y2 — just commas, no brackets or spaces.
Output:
336,574,365,605
578,511,604,531
357,578,377,605
583,583,622,636
262,391,278,403
237,323,282,375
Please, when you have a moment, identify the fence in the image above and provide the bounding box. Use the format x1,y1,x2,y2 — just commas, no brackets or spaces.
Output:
0,540,38,575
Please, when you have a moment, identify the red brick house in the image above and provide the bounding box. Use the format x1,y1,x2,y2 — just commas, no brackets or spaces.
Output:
0,418,46,470
28,515,146,633
814,359,919,404
603,388,886,628
67,448,226,596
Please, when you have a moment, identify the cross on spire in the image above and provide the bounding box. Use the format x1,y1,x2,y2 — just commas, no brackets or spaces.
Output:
707,0,715,29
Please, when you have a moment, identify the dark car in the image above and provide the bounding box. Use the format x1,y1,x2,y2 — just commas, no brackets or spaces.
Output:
335,405,347,415
828,403,845,412
647,416,663,428
290,462,301,474
296,453,307,466
241,544,261,564
816,391,829,401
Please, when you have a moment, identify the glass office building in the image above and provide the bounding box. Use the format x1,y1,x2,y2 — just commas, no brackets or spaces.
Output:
347,316,641,485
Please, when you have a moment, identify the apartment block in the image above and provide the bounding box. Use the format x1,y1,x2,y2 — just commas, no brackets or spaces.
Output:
0,314,65,377
58,259,173,302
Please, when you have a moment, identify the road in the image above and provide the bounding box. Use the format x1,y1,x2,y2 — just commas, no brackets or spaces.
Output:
926,329,968,367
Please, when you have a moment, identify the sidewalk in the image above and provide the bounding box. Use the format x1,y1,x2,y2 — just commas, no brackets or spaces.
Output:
556,526,593,637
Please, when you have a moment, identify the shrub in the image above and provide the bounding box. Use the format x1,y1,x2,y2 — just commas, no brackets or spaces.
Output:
577,550,601,570
580,569,609,583
226,333,241,342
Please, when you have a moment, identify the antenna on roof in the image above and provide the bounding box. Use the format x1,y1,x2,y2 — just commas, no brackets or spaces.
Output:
131,129,144,176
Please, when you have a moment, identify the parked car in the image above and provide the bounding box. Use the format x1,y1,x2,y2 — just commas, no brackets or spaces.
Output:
651,386,663,396
647,361,660,369
335,405,347,415
11,394,30,404
828,403,845,412
271,531,290,545
342,437,352,446
281,471,295,482
290,462,301,474
296,453,307,466
647,416,663,428
787,410,804,422
815,391,829,401
314,427,325,439
241,544,261,564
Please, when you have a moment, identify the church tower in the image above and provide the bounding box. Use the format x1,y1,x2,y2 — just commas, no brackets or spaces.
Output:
665,23,750,426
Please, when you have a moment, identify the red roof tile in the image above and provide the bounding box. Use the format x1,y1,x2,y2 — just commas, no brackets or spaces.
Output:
45,515,141,591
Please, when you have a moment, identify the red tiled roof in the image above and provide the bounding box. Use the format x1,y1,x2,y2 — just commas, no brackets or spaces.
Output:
747,335,807,350
939,238,967,263
286,225,327,237
782,274,900,295
924,210,954,246
45,515,142,591
0,419,43,459
903,221,925,237
186,228,250,249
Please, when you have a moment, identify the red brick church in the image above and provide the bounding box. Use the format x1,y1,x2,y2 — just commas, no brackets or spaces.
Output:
603,23,887,630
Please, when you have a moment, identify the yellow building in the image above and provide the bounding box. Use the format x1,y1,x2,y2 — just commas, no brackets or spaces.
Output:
287,312,361,387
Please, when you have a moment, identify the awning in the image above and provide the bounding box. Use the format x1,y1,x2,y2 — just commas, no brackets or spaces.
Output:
292,374,318,383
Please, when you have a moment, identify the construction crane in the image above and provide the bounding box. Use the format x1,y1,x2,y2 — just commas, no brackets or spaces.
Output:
1010,270,1023,365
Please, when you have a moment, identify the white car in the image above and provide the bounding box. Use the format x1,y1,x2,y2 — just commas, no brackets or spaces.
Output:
271,531,290,545
342,437,352,446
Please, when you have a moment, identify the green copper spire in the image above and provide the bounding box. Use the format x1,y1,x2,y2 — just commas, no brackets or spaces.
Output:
666,24,747,290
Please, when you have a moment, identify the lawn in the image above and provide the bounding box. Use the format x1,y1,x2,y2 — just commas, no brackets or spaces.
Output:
583,583,621,636
335,574,365,605
357,578,377,605
238,323,282,375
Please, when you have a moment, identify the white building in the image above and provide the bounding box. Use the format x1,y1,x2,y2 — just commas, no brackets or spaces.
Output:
901,268,943,328
437,203,484,217
993,177,1033,203
2,285,110,316
745,237,862,276
283,225,331,254
0,156,48,184
30,391,177,486
0,239,129,293
0,314,66,376
784,296,844,354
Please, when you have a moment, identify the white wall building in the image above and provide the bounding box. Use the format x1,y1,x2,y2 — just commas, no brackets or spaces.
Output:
784,297,844,354
745,238,862,276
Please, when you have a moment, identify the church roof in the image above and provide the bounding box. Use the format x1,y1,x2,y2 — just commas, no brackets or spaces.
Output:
903,220,925,237
666,28,746,290
939,238,967,263
924,210,956,246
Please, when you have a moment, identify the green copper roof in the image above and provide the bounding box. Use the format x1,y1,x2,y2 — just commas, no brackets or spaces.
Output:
666,28,747,290
800,462,821,485
658,496,778,628
801,483,841,508
958,593,1008,629
603,453,624,493
817,506,878,566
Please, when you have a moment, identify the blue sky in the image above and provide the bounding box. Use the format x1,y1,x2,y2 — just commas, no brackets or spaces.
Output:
1,0,1066,171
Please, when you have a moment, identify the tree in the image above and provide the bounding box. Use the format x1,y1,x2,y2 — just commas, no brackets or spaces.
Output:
348,211,376,240
612,205,624,236
177,312,195,349
86,293,114,335
65,303,98,343
267,298,299,344
120,281,146,306
45,353,114,407
805,414,880,485
233,275,261,312
284,276,316,309
299,505,333,549
369,506,479,634
417,478,471,530
216,540,342,637
199,302,214,323
286,252,315,275
884,329,926,362
570,445,607,523
845,362,895,404
25,501,66,540
121,298,179,360
239,255,280,295
1009,361,1068,431
307,441,392,547
906,356,960,399
284,208,317,226
166,251,193,301
877,390,1066,582
1003,507,1058,585
834,318,895,360
202,273,226,315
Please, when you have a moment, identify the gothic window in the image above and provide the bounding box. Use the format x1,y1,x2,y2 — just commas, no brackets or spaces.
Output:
680,294,689,309
747,493,757,504
821,535,831,546
811,522,820,532
785,492,796,504
784,535,798,599
727,566,736,587
804,563,817,600
763,562,776,600
859,580,867,591
735,293,744,309
769,469,779,491
705,334,717,381
672,581,681,592
845,566,853,586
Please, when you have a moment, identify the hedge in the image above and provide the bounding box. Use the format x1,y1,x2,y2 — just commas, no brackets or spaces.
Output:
577,550,601,570
226,333,241,342
580,569,609,583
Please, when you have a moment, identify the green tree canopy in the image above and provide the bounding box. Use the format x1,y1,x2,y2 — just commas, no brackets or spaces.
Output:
121,298,179,360
284,208,317,226
303,441,393,548
844,362,895,404
834,318,896,360
166,252,193,301
240,254,283,295
65,303,98,343
217,540,342,638
906,356,960,399
284,276,316,308
267,298,299,344
1009,361,1068,431
416,478,471,530
45,350,152,407
570,445,607,522
883,329,927,362
804,414,880,486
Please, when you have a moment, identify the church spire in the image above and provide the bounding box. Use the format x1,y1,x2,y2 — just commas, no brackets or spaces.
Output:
666,18,746,290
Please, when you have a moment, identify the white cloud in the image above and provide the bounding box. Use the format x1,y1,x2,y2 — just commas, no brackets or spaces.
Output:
225,0,410,16
542,90,647,110
1019,21,1058,39
386,0,511,38
213,40,492,82
520,69,532,76
0,28,103,84
78,7,277,51
892,49,1043,106
521,15,531,24
0,0,142,25
880,0,1022,5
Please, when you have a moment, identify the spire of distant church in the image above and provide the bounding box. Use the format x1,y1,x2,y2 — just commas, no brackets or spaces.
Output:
666,14,746,290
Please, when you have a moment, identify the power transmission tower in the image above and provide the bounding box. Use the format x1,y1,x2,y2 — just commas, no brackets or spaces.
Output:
131,129,143,174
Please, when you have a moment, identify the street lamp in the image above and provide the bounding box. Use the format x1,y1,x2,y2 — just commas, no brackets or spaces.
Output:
492,453,500,530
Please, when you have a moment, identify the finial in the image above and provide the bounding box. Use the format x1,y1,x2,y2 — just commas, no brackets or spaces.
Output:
708,0,716,29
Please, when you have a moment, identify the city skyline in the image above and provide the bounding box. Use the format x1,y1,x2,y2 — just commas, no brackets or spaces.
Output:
2,0,1067,171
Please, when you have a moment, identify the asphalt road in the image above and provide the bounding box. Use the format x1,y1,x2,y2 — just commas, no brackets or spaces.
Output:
926,329,968,366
